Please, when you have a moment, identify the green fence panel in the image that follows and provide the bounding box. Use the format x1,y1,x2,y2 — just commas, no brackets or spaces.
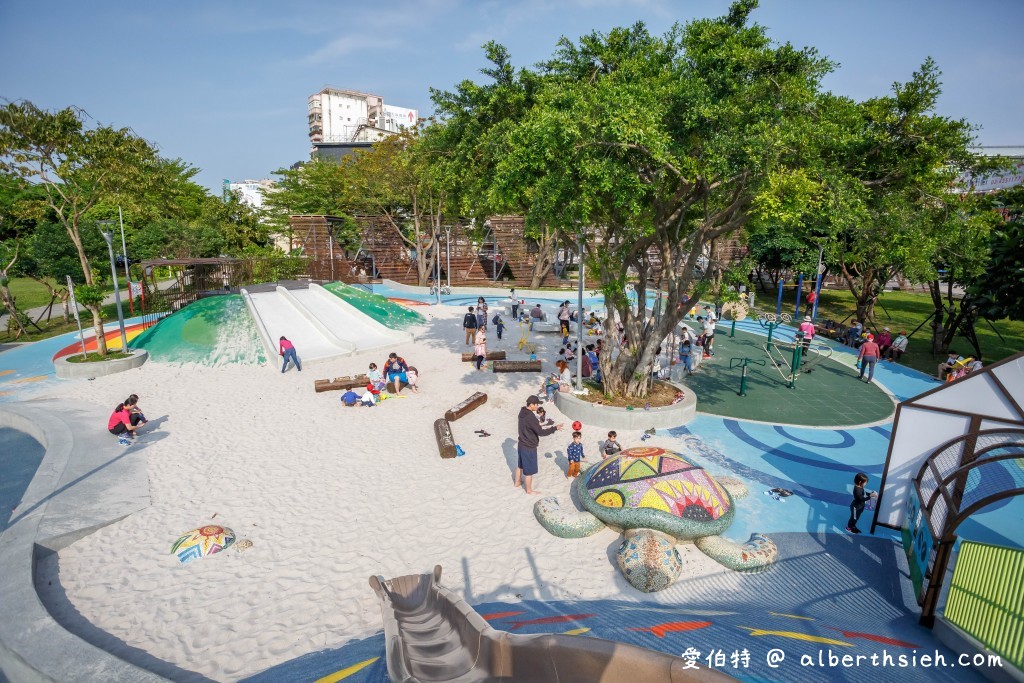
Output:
944,540,1024,671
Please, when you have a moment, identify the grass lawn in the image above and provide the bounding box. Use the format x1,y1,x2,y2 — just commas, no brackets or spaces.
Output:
759,285,1024,377
1,300,126,344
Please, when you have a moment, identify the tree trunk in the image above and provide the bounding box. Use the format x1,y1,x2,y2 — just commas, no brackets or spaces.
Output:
529,232,556,289
60,289,70,323
0,286,29,338
85,305,107,356
927,280,947,355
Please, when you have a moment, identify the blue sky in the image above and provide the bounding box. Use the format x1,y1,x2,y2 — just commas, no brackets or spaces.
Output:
1,0,1021,193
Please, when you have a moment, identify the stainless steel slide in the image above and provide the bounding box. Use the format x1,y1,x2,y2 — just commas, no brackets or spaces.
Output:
369,566,736,683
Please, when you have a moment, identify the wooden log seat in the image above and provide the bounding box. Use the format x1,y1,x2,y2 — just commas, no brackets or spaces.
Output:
314,374,370,393
492,360,543,373
434,418,457,459
444,392,488,422
460,351,507,362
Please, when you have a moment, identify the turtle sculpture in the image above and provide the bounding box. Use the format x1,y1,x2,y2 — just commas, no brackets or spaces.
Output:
534,446,777,592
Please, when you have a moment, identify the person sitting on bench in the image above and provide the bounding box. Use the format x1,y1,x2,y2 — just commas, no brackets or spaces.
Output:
885,332,908,362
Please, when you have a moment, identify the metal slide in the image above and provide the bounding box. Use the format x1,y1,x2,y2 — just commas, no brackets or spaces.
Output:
369,566,736,683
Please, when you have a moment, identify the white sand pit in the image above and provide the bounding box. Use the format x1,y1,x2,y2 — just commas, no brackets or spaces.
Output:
31,304,727,681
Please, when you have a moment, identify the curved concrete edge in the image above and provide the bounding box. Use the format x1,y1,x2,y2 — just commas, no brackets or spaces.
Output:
53,350,148,379
241,288,279,370
554,380,697,430
0,404,167,682
309,283,416,344
275,286,358,353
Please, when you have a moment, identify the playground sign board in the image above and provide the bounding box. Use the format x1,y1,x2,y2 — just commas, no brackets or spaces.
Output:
901,486,934,602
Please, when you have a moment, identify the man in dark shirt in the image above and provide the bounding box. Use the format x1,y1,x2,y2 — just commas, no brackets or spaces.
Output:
463,306,478,345
514,395,562,494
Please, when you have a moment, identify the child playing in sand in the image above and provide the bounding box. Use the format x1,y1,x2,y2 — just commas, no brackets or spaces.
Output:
536,407,554,427
603,431,622,458
406,366,420,393
124,394,148,428
368,363,385,392
340,390,360,406
473,329,487,371
566,431,585,478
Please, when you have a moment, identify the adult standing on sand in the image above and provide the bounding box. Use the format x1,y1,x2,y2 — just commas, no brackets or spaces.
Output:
514,395,563,494
463,306,478,345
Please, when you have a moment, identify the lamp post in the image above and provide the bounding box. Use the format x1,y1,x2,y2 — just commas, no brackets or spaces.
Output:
576,229,585,391
435,230,442,305
444,225,452,291
99,220,129,352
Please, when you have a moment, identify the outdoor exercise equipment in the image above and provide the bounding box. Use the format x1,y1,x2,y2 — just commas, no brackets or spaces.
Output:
764,331,805,389
444,392,488,422
756,311,792,345
729,357,767,397
761,331,834,388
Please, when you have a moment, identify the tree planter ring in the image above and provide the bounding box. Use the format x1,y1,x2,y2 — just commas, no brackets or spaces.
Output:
553,380,697,430
54,349,149,379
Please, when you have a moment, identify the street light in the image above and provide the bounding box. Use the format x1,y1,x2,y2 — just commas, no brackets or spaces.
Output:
576,229,585,391
98,220,129,353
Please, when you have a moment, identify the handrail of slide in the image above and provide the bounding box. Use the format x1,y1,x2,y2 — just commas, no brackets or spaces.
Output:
241,287,278,369
369,565,737,683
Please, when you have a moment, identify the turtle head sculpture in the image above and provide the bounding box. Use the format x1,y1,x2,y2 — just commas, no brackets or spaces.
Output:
534,446,777,592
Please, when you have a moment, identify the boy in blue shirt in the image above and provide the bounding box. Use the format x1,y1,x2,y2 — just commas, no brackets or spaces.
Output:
566,430,585,478
340,390,359,407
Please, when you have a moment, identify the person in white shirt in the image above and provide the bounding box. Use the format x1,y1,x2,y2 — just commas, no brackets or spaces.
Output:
885,332,909,362
702,317,717,357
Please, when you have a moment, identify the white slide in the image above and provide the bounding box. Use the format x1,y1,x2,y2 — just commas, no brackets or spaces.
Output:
292,283,412,354
242,284,412,369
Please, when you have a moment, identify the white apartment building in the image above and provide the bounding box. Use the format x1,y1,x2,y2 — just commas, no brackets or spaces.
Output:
308,87,418,146
226,179,275,210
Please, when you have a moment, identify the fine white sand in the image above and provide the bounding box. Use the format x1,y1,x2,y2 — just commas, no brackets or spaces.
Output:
34,304,727,681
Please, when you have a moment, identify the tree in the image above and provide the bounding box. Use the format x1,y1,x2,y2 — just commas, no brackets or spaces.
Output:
263,158,361,252
431,43,559,288
0,102,162,354
968,184,1024,322
745,224,819,291
441,2,832,397
811,61,980,326
345,128,451,287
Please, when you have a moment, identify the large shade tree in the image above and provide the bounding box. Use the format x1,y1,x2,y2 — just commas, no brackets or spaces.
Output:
809,60,981,327
439,1,833,397
0,101,162,354
430,44,560,288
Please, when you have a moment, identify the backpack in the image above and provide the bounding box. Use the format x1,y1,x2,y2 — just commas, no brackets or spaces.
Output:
492,314,500,325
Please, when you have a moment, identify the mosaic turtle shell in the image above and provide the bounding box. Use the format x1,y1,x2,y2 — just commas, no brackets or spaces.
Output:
576,447,735,540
